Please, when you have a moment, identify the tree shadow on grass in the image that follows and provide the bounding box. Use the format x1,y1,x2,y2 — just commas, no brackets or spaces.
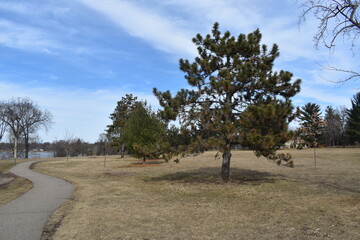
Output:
146,167,284,185
291,176,360,194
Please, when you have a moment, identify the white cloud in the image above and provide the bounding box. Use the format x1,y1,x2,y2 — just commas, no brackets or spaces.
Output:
298,85,353,108
0,20,60,52
77,0,196,57
74,0,325,64
0,81,159,142
161,0,262,31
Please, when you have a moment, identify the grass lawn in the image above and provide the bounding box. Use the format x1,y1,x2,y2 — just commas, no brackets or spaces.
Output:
35,148,360,240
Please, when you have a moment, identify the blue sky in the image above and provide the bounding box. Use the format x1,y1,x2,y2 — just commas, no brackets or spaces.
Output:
0,0,359,143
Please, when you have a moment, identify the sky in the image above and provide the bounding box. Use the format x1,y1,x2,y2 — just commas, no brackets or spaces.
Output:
0,0,359,143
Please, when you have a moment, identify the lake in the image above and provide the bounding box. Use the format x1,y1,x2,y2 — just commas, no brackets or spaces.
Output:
0,151,55,160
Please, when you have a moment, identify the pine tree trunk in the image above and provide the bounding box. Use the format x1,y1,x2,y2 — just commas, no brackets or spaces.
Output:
221,150,232,181
120,143,125,158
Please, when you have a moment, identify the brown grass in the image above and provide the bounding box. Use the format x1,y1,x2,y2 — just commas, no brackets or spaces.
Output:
0,177,33,205
35,149,360,240
0,159,16,173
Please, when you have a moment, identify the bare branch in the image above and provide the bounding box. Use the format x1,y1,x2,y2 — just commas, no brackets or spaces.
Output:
300,0,360,48
323,64,360,82
299,0,360,83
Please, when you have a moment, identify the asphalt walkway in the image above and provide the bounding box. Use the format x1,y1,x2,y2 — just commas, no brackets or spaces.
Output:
0,177,14,185
0,161,74,240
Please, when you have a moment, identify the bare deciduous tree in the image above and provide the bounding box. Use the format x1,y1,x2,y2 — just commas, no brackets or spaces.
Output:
299,0,360,82
0,121,7,142
0,98,27,160
63,132,76,160
20,99,53,158
0,97,53,160
300,0,360,49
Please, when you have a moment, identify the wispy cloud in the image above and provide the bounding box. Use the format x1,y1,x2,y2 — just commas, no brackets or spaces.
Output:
298,85,353,108
0,19,61,52
0,2,100,57
160,0,262,31
77,0,196,57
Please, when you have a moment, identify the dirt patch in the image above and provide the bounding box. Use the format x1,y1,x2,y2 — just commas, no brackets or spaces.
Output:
103,171,135,177
122,159,166,168
29,161,38,170
0,177,15,186
0,171,16,179
0,172,16,187
42,197,75,240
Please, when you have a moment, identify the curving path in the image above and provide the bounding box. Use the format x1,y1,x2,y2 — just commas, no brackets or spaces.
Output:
0,161,74,240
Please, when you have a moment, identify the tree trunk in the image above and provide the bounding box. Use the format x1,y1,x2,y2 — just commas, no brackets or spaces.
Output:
120,143,125,158
13,137,18,160
221,149,232,181
25,135,29,159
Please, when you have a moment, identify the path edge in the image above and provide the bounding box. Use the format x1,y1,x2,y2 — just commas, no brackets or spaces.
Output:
30,161,76,240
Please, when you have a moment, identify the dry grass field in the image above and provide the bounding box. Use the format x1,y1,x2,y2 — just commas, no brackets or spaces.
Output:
34,148,360,240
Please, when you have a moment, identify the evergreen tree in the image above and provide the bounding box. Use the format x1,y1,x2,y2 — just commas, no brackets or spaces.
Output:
299,103,325,166
299,103,325,147
165,125,191,159
324,106,342,146
106,94,138,157
154,23,301,181
123,102,169,162
346,92,360,144
240,100,296,166
335,106,348,146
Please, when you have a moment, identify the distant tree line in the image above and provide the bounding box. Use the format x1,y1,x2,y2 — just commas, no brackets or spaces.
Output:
51,134,117,158
0,135,117,159
295,92,360,148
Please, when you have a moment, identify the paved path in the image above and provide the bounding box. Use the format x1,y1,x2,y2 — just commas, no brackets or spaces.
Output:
0,177,14,185
0,161,74,240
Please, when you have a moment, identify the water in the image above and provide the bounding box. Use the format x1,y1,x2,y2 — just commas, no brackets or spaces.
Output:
0,151,55,160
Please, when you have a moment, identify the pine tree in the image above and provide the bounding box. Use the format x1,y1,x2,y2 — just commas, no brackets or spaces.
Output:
240,100,296,167
106,94,138,157
154,23,301,181
346,92,360,144
299,103,325,147
335,106,348,146
324,106,342,146
123,102,169,162
299,102,325,166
